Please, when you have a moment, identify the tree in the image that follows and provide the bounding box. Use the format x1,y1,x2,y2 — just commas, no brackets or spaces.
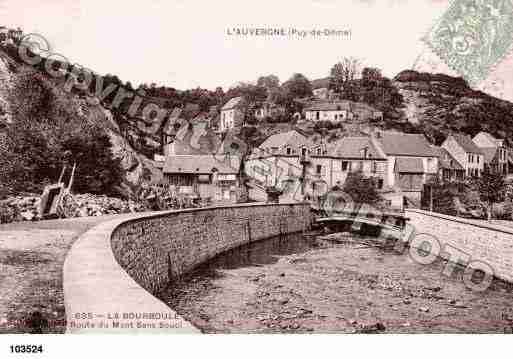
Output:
361,67,382,85
283,73,312,99
329,57,361,93
342,171,381,205
2,69,124,195
257,75,280,92
473,171,506,220
61,128,123,195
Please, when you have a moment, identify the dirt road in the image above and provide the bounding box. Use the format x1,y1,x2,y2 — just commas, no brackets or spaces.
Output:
0,214,136,334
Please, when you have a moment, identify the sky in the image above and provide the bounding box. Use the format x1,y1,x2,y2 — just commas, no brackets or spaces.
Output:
0,0,463,91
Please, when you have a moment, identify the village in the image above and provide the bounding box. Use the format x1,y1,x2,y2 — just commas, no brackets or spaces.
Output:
150,89,513,218
1,3,513,338
0,24,512,225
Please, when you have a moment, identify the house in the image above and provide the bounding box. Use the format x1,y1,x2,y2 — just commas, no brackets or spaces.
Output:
441,134,484,178
432,146,465,181
162,154,241,203
220,96,245,132
309,136,388,191
376,132,439,206
247,130,388,199
161,107,223,157
472,131,509,175
247,130,316,188
304,102,351,122
304,100,383,123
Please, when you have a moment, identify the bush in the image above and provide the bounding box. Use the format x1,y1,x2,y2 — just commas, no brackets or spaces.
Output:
343,171,381,205
0,201,18,224
3,70,124,196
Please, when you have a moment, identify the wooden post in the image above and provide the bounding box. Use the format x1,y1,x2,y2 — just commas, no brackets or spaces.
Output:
57,165,66,184
67,162,77,192
429,184,433,212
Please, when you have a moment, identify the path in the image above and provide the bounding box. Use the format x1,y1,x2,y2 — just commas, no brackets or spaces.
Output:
0,214,141,333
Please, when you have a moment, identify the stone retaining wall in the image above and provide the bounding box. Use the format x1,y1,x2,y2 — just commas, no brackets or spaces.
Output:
406,209,513,283
64,203,311,333
111,203,311,295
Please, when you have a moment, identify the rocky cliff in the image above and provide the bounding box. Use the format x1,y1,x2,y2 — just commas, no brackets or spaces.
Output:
0,49,163,197
393,70,513,145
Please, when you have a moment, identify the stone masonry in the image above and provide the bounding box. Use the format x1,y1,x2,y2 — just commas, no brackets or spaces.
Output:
111,203,312,296
406,209,513,283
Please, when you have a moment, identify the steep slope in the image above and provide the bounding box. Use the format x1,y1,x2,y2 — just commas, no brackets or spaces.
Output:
0,50,162,197
393,70,513,145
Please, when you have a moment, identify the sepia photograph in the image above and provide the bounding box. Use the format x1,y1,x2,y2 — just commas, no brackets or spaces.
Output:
0,1,512,355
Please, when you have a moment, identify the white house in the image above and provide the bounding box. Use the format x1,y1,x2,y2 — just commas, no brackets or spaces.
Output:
220,96,244,132
376,132,439,206
304,102,351,122
304,101,383,123
472,131,509,175
442,134,484,178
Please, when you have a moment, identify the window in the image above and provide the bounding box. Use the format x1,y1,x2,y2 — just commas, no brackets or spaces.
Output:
468,154,472,163
317,147,322,155
477,155,479,164
286,147,291,155
371,161,377,174
377,179,384,189
342,161,349,171
316,165,322,175
301,147,307,156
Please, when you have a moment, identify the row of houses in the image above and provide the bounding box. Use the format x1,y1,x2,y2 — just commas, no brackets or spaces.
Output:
441,132,511,178
155,92,511,208
217,96,383,132
246,130,438,209
246,130,512,210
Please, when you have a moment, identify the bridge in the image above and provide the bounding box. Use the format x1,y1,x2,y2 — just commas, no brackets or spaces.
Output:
315,210,409,239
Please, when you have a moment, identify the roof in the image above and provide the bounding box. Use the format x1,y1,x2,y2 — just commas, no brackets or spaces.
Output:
474,131,503,147
331,137,386,159
377,132,438,157
432,147,464,170
259,130,314,152
451,134,482,154
222,96,244,110
163,155,240,174
304,100,382,114
304,101,351,112
395,157,424,173
480,147,499,164
432,146,464,170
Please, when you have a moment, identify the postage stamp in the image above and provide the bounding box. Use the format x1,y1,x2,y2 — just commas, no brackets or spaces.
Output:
423,0,513,85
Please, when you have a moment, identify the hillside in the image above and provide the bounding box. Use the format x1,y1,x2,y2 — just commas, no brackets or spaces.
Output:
0,48,163,198
393,70,513,146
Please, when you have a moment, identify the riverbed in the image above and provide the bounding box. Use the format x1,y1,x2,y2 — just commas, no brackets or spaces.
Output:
161,232,513,334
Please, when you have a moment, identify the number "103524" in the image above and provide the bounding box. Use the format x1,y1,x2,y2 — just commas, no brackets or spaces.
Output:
10,345,43,354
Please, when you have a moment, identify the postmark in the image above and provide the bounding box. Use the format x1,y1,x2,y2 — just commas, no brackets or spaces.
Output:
423,0,513,85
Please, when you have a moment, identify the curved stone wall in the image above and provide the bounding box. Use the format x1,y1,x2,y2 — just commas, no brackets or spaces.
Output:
63,203,311,333
406,209,513,283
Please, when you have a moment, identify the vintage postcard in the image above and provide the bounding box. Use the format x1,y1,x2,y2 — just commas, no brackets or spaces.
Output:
0,0,512,356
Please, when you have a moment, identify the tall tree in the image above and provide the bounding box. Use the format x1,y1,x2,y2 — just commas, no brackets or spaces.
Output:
329,57,361,93
257,75,280,92
283,73,312,99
